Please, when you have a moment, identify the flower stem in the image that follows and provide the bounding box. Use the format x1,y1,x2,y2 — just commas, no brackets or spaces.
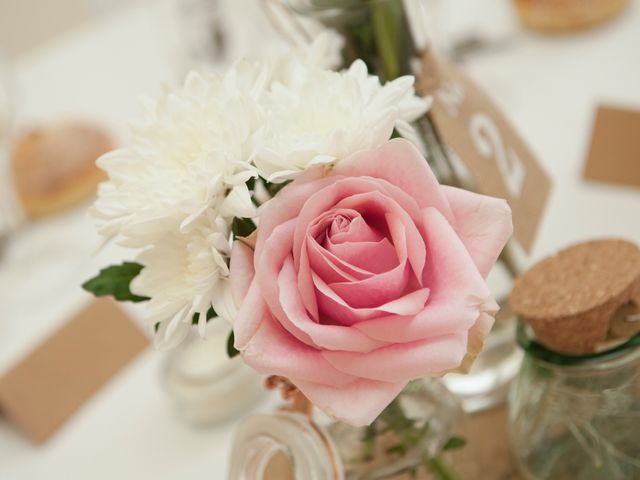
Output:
426,455,460,480
369,0,404,80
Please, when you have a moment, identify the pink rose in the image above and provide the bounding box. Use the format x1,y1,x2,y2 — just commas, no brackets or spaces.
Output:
231,139,512,426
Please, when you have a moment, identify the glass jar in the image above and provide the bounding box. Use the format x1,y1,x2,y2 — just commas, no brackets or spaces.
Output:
162,321,266,425
228,378,459,480
509,327,640,480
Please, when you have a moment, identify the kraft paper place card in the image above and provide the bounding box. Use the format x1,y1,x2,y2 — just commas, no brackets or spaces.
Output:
584,105,640,189
418,50,552,254
0,299,148,443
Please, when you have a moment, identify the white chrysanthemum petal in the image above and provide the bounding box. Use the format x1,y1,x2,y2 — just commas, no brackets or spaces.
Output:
154,309,192,350
220,184,257,219
211,280,237,325
92,64,266,244
131,217,230,348
251,56,431,181
266,169,303,184
306,31,344,69
226,169,257,186
308,154,338,167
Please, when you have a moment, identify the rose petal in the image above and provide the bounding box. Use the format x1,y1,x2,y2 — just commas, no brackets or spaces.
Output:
329,261,410,309
256,219,317,345
337,191,426,278
305,239,359,284
307,235,373,281
313,272,430,325
294,378,406,426
255,174,334,260
242,314,355,387
233,278,268,350
230,241,255,306
325,237,398,275
420,207,490,294
323,332,468,382
354,207,490,342
442,186,512,278
354,299,479,343
333,191,426,280
329,215,383,244
454,296,498,373
308,208,360,243
332,138,454,220
293,177,423,271
298,243,322,319
279,257,388,352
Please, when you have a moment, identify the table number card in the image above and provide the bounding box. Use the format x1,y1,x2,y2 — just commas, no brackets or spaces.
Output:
584,105,640,189
0,299,148,443
418,50,552,254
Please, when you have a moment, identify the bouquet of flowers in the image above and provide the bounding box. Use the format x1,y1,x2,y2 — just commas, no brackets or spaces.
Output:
84,33,512,427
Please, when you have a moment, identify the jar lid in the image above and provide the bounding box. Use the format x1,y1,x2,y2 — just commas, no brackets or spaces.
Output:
510,239,640,354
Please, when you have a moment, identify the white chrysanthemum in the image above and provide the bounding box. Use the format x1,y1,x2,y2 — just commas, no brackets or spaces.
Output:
131,214,236,349
91,63,267,348
270,30,344,83
252,59,431,182
92,64,267,247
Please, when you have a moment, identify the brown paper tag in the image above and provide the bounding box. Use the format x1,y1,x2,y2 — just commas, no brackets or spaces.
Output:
418,51,551,253
583,105,640,189
0,299,148,443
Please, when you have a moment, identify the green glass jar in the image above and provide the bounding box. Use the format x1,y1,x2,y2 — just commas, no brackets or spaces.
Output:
509,325,640,480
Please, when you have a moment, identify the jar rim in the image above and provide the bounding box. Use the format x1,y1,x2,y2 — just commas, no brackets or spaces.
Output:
516,319,640,369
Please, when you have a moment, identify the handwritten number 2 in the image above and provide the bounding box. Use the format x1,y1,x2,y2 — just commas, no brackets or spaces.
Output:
469,113,525,198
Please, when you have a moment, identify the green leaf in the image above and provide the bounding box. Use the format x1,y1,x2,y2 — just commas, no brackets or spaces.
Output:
82,262,149,302
426,456,460,480
227,331,239,358
154,307,217,333
443,435,467,451
263,178,292,198
231,217,257,238
191,307,217,325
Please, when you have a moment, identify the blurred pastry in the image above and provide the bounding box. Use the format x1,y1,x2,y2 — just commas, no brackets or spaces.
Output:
514,0,629,32
11,122,112,218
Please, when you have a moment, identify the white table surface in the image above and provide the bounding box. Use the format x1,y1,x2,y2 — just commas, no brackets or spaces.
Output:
1,1,639,478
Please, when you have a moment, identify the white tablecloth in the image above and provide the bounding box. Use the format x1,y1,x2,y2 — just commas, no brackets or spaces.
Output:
1,0,639,478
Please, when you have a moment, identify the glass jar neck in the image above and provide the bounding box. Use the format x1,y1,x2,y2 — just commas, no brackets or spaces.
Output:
228,412,344,480
229,379,459,480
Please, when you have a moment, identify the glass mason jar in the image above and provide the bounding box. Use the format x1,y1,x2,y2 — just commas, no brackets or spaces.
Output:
162,321,266,425
228,378,459,480
509,327,640,480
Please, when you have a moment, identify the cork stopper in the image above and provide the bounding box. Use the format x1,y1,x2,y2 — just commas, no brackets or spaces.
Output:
510,239,640,354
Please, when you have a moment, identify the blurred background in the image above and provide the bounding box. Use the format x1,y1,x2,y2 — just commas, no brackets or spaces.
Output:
0,0,638,478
